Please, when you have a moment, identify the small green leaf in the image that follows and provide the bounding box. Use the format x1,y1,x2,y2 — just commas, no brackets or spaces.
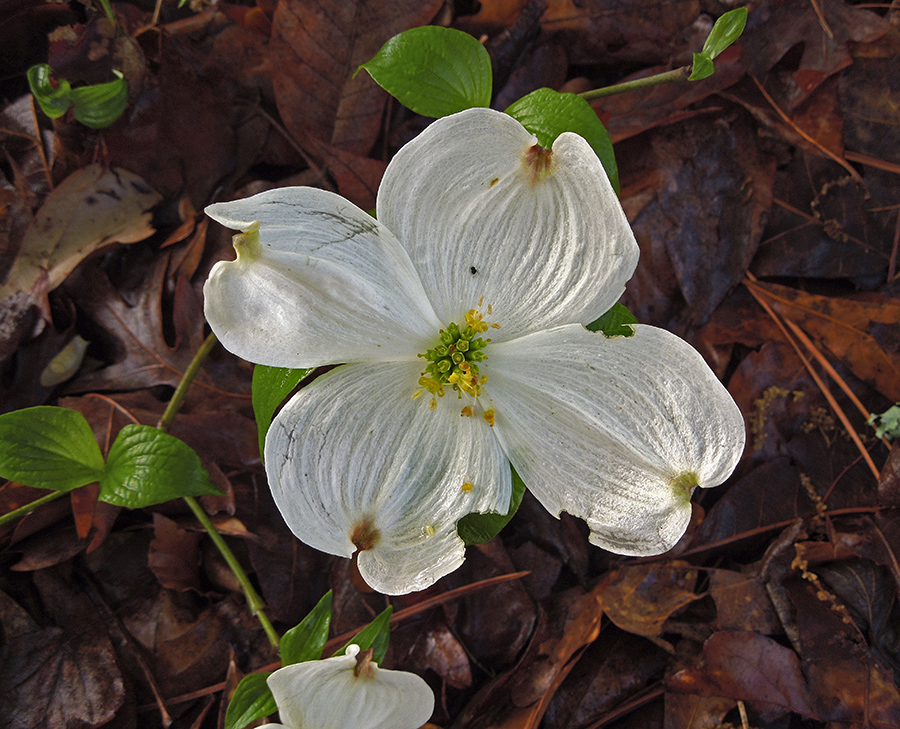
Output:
689,52,716,81
0,406,104,492
224,672,276,729
690,7,748,81
27,64,72,119
359,26,492,118
100,425,221,508
252,365,312,462
869,404,900,440
457,465,526,545
280,591,333,665
701,7,748,60
505,88,619,193
586,302,638,338
69,71,128,129
334,605,393,665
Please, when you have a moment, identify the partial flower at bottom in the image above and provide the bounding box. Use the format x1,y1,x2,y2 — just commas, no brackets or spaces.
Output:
203,106,746,595
257,644,434,729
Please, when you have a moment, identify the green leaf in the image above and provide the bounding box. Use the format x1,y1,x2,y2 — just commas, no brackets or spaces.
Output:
69,71,128,129
690,8,748,81
869,404,900,440
280,591,333,665
359,26,492,118
701,7,748,60
334,605,393,665
505,88,619,193
0,406,104,492
689,53,716,81
252,365,312,463
100,425,221,508
586,302,638,338
457,464,526,545
224,672,276,729
27,64,72,119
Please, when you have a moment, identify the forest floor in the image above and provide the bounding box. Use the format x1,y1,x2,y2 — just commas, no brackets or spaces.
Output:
1,0,900,727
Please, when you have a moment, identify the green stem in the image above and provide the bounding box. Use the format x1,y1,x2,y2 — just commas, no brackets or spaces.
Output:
159,331,280,650
183,495,280,649
157,332,219,432
0,489,67,528
579,66,691,101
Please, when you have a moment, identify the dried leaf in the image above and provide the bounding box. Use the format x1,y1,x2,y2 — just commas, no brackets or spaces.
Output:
270,0,443,155
747,280,900,401
510,586,604,708
663,693,734,729
543,631,668,729
668,631,817,717
601,562,698,639
65,256,205,392
0,165,160,356
707,570,781,635
149,512,203,592
0,624,124,729
0,575,125,729
413,621,473,689
623,115,774,327
743,0,890,110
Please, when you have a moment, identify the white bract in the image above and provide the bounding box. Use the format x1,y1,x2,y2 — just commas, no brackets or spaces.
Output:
204,107,745,595
258,644,434,729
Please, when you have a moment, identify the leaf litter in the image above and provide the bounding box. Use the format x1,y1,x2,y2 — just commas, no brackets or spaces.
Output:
1,0,900,727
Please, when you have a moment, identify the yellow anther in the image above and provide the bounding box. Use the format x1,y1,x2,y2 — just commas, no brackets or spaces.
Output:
483,408,495,427
462,482,473,492
423,524,435,537
461,406,473,417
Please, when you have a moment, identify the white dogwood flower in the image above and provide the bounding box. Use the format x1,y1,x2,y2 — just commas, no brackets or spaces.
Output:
204,107,745,595
258,644,434,729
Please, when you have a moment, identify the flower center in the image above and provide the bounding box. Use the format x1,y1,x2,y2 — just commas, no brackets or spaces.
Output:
414,305,500,410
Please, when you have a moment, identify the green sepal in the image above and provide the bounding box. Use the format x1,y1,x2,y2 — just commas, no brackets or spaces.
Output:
0,406,104,492
100,425,221,508
690,7,748,81
252,365,312,463
69,70,128,129
359,26,492,118
457,464,526,545
586,302,638,338
27,64,73,119
223,672,276,729
334,605,392,665
280,590,333,665
505,88,619,193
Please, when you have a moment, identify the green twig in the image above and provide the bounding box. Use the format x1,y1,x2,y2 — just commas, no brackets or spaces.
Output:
159,330,281,650
183,495,281,648
0,489,67,528
579,66,691,101
157,331,219,432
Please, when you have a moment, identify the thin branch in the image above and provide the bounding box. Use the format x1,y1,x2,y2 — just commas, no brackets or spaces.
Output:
579,66,691,101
